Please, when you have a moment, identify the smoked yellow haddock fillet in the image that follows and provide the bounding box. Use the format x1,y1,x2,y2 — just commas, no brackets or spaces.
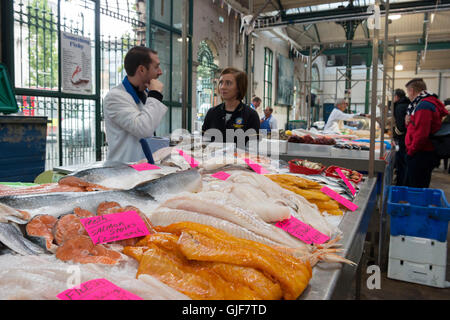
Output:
155,222,312,300
125,222,312,300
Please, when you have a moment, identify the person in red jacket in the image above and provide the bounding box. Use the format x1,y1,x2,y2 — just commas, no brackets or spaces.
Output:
404,78,449,188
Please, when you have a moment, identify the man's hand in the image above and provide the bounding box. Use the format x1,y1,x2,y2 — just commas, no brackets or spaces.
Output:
405,114,411,126
146,79,164,93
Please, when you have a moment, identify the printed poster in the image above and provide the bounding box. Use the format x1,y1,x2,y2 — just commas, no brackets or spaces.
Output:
61,31,92,94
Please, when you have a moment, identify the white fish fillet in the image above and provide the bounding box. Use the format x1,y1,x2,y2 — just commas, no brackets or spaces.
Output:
197,188,291,223
0,254,190,300
150,208,290,248
158,193,304,248
200,156,248,171
224,171,338,237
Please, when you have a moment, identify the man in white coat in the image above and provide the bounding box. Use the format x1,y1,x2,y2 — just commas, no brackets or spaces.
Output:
323,98,368,134
103,46,167,163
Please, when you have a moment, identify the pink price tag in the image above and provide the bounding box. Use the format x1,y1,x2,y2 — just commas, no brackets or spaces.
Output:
335,168,356,196
129,163,161,171
80,211,150,245
244,158,269,174
275,216,330,244
57,278,143,300
176,149,199,168
211,171,230,181
321,186,358,212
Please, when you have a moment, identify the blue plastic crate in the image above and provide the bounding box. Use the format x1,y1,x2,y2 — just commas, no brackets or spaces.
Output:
387,186,450,242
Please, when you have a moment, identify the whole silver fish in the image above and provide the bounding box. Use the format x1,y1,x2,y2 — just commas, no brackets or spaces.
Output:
0,223,45,255
0,169,202,221
58,162,179,190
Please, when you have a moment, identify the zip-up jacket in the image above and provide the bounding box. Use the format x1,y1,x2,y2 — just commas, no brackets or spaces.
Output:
201,102,260,146
405,96,448,156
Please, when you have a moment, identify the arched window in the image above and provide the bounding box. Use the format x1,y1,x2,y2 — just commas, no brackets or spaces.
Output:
196,40,219,123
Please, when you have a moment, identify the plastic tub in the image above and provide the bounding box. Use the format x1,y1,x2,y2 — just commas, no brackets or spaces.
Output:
325,165,363,183
387,186,450,242
288,159,326,175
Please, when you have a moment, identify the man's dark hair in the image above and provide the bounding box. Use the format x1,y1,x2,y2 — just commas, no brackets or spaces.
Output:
394,88,406,99
252,96,261,103
124,46,157,76
405,78,427,93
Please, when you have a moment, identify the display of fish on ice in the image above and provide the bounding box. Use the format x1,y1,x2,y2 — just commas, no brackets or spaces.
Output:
58,161,179,190
0,169,202,255
201,171,339,237
0,254,190,300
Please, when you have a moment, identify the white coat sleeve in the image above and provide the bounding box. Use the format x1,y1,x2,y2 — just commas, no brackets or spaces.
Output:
333,109,359,121
104,90,168,139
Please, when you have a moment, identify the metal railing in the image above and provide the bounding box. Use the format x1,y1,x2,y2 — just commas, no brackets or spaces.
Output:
11,0,143,170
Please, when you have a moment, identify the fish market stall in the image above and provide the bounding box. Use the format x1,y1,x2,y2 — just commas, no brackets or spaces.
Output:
0,147,381,300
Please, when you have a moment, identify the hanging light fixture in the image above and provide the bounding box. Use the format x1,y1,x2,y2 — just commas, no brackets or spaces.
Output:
395,62,403,71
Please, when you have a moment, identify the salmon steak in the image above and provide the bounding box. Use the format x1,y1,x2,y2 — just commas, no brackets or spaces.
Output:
53,214,88,245
55,235,122,265
25,215,58,252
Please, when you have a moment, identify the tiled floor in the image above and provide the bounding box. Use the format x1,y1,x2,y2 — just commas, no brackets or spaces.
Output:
358,165,450,300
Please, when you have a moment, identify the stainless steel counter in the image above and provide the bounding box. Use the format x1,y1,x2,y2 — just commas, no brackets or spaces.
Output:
279,149,392,173
300,177,378,300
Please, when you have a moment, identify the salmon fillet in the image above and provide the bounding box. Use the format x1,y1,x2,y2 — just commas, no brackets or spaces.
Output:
55,235,122,265
53,214,88,245
25,215,58,251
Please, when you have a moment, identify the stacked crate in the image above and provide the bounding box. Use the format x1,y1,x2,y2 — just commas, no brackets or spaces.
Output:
387,187,450,288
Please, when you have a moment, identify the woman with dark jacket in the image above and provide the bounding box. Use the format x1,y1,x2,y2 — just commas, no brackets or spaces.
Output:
393,89,410,186
202,67,260,149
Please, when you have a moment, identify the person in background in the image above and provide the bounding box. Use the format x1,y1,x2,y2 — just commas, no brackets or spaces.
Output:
103,46,166,163
202,67,260,147
404,78,448,188
250,96,262,111
260,107,277,134
392,89,411,186
323,98,368,134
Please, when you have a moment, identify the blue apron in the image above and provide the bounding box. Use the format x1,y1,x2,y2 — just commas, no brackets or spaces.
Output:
260,115,272,133
122,76,155,164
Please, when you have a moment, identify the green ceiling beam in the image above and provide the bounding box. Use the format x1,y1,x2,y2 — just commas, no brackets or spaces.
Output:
300,41,450,56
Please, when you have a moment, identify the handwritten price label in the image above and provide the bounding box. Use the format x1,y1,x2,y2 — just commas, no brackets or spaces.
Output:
321,186,358,211
80,211,150,245
57,278,143,300
176,149,199,168
275,216,330,244
129,163,161,171
211,171,230,181
335,168,356,196
244,158,269,174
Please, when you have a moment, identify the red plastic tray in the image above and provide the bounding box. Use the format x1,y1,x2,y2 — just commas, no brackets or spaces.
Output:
325,165,363,184
289,159,326,175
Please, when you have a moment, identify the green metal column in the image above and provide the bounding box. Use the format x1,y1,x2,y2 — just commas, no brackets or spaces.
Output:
57,0,63,166
1,0,15,81
95,0,102,161
244,34,250,104
188,0,193,132
337,17,362,110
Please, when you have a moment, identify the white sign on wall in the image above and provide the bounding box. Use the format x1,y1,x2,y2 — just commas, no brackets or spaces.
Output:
61,31,92,94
